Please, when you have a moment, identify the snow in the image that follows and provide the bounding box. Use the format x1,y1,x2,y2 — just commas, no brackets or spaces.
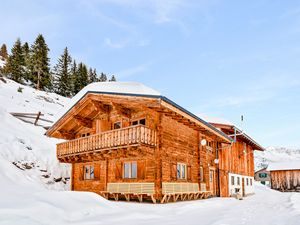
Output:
199,114,234,126
0,58,5,68
1,181,300,225
0,78,70,191
267,161,300,171
255,147,300,170
53,81,161,125
1,78,300,224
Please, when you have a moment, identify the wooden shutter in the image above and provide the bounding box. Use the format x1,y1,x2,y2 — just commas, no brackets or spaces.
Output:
79,165,84,181
171,163,177,180
187,166,192,181
94,164,100,180
137,161,145,179
115,161,122,180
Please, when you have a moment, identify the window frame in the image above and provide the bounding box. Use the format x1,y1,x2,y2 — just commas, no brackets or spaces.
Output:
231,176,235,185
131,118,146,126
113,121,122,130
84,165,94,180
200,166,204,182
123,161,137,179
176,163,187,180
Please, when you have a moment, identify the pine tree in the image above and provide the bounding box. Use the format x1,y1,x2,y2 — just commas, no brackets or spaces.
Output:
88,67,97,83
53,47,72,97
5,38,25,83
109,75,116,82
0,44,8,60
22,42,30,81
98,72,107,82
73,62,88,94
70,60,77,95
30,34,51,90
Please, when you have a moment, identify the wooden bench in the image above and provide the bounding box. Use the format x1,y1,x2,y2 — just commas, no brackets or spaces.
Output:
161,182,212,203
100,182,156,203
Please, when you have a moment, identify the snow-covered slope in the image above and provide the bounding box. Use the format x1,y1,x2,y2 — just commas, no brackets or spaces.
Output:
0,78,70,190
255,147,300,171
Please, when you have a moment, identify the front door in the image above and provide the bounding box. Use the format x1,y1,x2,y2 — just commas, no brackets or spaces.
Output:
242,178,245,197
209,168,216,195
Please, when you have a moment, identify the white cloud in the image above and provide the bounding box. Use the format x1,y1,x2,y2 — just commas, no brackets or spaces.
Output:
103,38,129,49
116,62,152,79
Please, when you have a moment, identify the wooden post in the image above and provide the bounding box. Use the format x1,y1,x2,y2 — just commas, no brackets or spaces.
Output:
34,111,41,126
154,113,163,202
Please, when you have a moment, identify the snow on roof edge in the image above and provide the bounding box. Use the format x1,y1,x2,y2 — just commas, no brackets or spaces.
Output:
267,161,300,171
52,82,161,125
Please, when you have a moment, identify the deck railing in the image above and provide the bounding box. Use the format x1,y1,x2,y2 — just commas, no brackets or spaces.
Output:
57,125,157,157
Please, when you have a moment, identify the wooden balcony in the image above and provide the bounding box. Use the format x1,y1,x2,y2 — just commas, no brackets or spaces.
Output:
57,125,157,158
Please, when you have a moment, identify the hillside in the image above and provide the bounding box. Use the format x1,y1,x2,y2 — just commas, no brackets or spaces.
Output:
0,78,70,190
255,147,300,170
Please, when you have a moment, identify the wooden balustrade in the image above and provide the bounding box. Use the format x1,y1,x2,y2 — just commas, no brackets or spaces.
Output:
57,125,157,157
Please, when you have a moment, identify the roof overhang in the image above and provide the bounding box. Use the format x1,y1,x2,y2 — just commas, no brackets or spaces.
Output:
46,91,232,143
210,122,264,151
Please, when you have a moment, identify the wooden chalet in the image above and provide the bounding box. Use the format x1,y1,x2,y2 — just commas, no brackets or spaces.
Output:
207,120,264,197
268,161,300,192
46,82,263,203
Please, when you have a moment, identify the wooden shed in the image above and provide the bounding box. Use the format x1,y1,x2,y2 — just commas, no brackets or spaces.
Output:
46,82,264,203
268,161,300,192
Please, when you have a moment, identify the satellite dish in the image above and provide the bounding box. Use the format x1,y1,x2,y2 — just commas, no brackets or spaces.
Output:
200,139,207,146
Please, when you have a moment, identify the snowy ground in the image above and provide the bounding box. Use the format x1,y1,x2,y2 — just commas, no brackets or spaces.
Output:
1,78,300,224
0,78,70,191
1,179,300,225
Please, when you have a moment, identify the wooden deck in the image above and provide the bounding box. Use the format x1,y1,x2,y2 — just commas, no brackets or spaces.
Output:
56,125,157,157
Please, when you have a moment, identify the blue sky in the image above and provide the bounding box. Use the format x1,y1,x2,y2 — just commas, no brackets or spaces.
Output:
1,0,300,148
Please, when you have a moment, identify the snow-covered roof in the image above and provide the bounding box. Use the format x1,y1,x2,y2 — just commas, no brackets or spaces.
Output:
53,82,161,123
198,114,233,126
267,161,300,171
49,81,232,143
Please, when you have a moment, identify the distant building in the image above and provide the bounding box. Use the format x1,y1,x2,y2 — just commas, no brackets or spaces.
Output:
254,168,270,185
268,161,300,192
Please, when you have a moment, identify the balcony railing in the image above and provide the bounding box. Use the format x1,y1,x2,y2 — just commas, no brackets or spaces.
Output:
57,125,157,157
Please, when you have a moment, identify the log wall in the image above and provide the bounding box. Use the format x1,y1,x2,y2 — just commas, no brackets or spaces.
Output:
218,141,255,197
271,170,300,192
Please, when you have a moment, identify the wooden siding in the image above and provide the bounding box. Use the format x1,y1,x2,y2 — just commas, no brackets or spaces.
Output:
270,170,300,192
218,141,255,197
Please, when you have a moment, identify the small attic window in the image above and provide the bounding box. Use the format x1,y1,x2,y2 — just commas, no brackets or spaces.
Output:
113,122,121,129
131,118,146,126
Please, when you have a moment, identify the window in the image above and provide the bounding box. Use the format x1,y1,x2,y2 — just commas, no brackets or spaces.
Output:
200,166,204,182
84,165,94,180
123,162,137,179
206,141,213,151
259,173,267,178
250,179,253,186
113,122,121,129
231,176,235,185
81,133,90,138
246,178,249,186
237,177,240,185
131,118,146,126
177,163,187,179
